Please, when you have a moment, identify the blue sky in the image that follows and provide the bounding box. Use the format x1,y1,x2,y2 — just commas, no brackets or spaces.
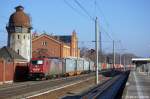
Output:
0,0,150,57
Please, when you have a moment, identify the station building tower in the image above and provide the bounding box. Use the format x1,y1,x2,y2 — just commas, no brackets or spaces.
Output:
6,6,32,61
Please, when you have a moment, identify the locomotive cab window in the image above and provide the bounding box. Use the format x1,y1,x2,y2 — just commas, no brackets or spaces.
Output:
32,60,43,65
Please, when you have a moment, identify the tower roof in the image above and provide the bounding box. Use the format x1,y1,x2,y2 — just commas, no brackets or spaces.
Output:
8,5,31,28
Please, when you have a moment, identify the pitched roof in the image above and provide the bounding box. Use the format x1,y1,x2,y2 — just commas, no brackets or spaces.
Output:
32,34,72,46
0,46,27,61
54,35,71,44
32,34,61,44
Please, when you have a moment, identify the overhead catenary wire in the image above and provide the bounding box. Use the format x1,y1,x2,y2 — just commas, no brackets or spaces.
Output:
74,0,95,21
100,26,113,41
63,0,87,19
95,1,110,28
94,0,115,42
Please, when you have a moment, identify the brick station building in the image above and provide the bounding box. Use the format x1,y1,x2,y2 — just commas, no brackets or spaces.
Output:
32,31,80,58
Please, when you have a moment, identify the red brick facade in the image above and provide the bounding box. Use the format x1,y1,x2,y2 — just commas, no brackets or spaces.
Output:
32,35,62,58
0,58,29,84
0,59,14,84
32,31,80,58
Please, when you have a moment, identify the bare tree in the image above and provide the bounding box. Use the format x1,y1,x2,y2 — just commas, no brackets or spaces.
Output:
80,47,137,65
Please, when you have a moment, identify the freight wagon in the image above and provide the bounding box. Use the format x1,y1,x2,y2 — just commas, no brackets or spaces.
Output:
62,58,76,76
76,59,84,75
89,61,95,71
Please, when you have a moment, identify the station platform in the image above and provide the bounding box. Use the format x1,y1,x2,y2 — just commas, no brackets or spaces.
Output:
122,71,150,99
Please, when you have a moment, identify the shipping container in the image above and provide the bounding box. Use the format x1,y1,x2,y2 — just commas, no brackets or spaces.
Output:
89,61,95,71
63,58,76,76
107,64,111,69
101,63,107,70
83,60,90,72
76,59,84,74
49,59,63,77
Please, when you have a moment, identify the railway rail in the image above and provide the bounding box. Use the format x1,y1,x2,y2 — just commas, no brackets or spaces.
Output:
0,73,95,99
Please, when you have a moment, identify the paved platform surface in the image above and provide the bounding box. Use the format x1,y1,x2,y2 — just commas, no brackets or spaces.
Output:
122,71,150,99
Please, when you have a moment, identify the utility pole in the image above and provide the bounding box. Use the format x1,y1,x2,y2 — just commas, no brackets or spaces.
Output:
95,17,99,84
99,31,102,61
120,53,121,66
113,40,115,69
124,55,126,71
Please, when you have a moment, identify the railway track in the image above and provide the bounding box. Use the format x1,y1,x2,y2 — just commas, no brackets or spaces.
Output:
0,73,95,99
63,71,130,99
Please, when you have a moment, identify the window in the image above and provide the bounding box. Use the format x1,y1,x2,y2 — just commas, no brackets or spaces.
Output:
15,27,22,33
17,49,19,54
42,41,47,46
31,60,43,65
28,29,31,33
22,28,28,32
18,35,20,39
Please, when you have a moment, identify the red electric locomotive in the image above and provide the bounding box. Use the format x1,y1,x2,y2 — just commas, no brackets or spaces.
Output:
29,58,62,80
29,58,49,79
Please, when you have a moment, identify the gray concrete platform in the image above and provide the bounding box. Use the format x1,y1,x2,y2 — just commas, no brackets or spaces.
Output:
122,71,150,99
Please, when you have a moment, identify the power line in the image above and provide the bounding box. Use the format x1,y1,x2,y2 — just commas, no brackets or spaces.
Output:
63,0,87,19
101,26,113,41
95,1,110,28
95,1,116,42
74,0,94,21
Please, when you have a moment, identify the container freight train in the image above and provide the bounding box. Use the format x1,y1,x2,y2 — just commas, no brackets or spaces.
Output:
29,58,95,79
